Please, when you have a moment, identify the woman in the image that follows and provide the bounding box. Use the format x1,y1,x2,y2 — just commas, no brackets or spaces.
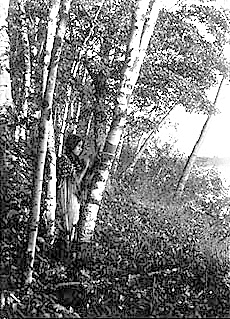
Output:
57,134,89,243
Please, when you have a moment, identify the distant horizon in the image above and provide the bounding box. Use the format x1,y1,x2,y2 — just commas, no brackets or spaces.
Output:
197,155,230,159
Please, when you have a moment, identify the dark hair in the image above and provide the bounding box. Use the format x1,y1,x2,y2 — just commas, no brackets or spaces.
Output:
65,134,84,158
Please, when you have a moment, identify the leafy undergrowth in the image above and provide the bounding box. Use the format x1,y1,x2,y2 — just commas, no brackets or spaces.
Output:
2,142,230,318
63,183,230,318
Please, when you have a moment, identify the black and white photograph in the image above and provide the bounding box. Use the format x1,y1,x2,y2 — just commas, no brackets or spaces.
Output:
1,0,230,317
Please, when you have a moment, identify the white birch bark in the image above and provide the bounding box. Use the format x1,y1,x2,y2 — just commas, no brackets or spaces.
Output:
42,0,61,96
0,0,13,111
45,122,56,241
25,0,71,285
175,76,225,199
58,98,69,156
86,111,93,138
18,0,31,141
13,0,31,142
111,130,125,176
42,0,61,240
0,0,12,217
78,0,162,244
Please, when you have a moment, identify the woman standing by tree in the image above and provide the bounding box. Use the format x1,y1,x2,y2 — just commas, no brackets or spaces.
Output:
57,134,89,243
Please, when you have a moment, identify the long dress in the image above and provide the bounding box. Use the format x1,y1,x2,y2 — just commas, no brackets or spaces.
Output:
57,154,86,242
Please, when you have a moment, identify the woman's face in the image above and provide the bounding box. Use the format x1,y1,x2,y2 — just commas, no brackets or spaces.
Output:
72,140,83,156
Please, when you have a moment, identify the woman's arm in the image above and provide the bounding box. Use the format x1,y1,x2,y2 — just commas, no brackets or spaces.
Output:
78,158,90,184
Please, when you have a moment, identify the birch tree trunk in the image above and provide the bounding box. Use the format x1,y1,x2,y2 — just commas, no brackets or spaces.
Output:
111,131,125,176
175,75,224,199
42,0,61,241
126,107,174,174
78,0,162,244
0,0,13,213
58,98,69,156
25,0,71,285
42,0,61,96
0,0,12,110
0,3,13,306
14,0,31,141
45,123,56,241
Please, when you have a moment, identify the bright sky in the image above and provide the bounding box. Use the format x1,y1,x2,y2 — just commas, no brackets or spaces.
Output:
156,0,230,159
156,80,230,158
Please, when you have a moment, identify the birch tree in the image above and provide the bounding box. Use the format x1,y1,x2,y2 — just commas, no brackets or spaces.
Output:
0,0,13,110
43,0,61,241
0,0,13,213
111,131,125,176
25,0,71,285
77,0,162,244
175,75,225,199
15,0,31,141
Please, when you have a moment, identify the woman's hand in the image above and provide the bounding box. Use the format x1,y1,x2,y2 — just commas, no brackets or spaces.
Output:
85,157,90,168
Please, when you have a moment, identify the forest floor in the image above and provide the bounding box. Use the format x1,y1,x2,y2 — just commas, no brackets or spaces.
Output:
2,148,230,318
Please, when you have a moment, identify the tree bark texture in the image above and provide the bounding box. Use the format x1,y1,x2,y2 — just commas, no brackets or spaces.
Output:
111,130,125,176
18,0,31,118
42,0,61,241
25,0,71,285
175,75,225,199
0,0,13,213
45,122,57,241
13,0,31,141
78,0,162,243
42,0,61,96
0,0,12,109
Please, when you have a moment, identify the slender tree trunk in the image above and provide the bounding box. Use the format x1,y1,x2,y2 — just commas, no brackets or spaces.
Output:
0,0,13,211
78,0,162,244
58,96,69,156
15,0,31,141
0,1,13,308
126,107,174,174
42,0,61,96
25,0,71,285
0,0,13,110
86,111,93,138
42,0,61,240
175,76,224,199
111,130,125,176
45,123,56,241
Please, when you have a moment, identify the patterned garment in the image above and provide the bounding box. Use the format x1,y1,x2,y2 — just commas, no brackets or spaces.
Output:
57,154,86,198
